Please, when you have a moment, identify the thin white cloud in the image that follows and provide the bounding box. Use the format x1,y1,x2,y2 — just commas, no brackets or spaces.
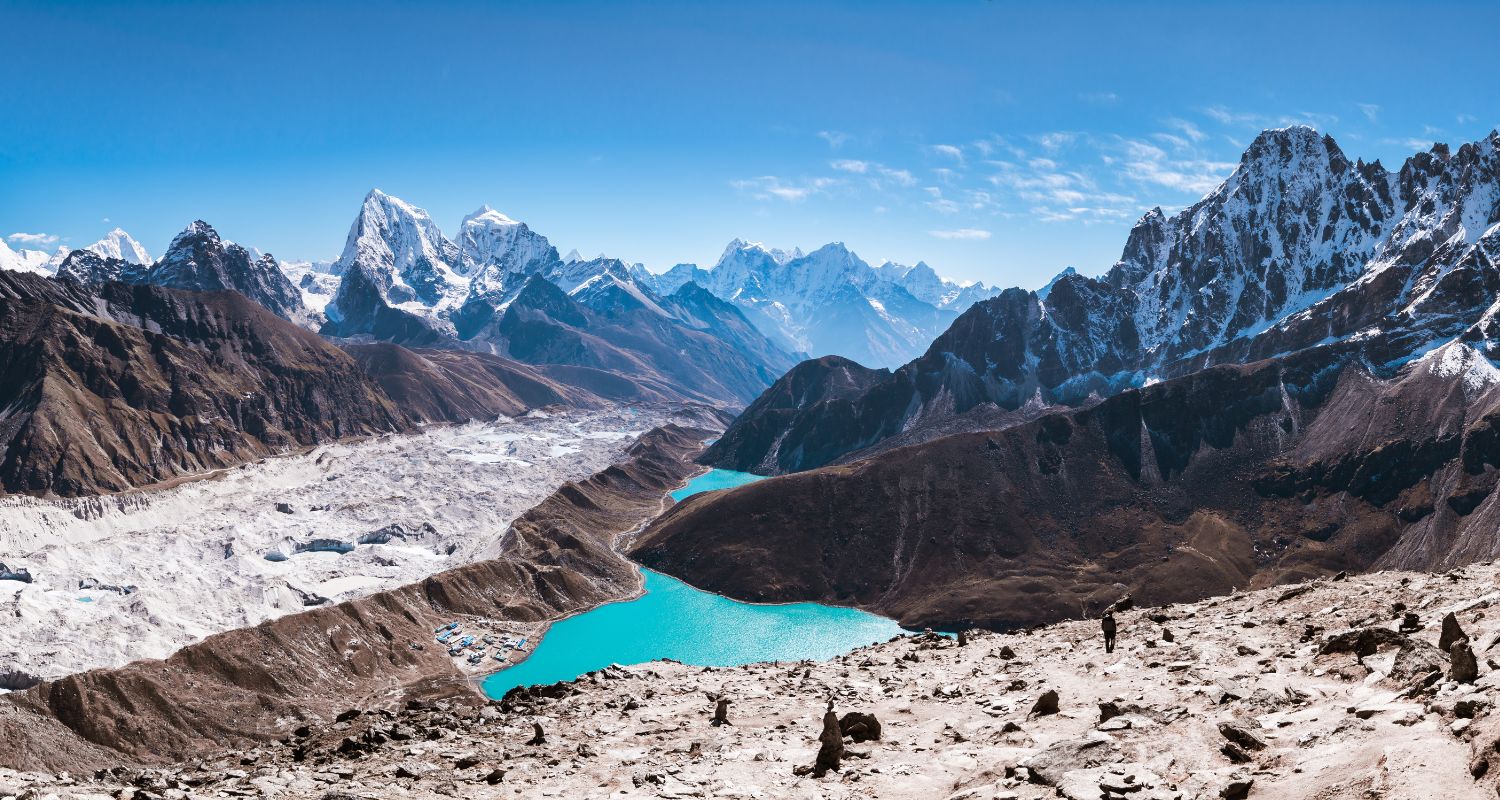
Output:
1387,137,1437,152
1080,91,1119,106
929,228,991,240
1458,113,1478,125
830,159,869,174
1164,118,1206,143
1035,132,1077,152
731,176,838,202
1205,105,1339,134
876,165,917,187
1118,139,1235,195
817,130,850,149
1358,103,1381,123
7,232,58,246
931,144,964,162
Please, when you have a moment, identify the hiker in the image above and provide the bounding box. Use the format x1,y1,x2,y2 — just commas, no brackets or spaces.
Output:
1102,611,1117,653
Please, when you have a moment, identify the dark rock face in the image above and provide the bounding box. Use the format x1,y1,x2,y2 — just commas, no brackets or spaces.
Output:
343,342,607,421
0,271,405,496
54,250,147,285
462,276,794,406
636,340,1500,630
147,222,306,322
58,221,308,324
709,128,1500,474
701,355,890,473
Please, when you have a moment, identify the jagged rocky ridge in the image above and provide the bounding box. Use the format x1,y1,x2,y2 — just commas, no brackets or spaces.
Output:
639,339,1500,631
707,126,1500,474
56,221,311,326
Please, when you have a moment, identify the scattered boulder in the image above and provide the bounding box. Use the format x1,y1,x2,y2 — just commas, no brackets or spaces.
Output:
1029,689,1059,717
1451,640,1479,684
1440,612,1468,653
838,712,882,743
1023,736,1116,786
1319,627,1409,659
1390,639,1448,682
1220,777,1254,799
809,701,844,778
1217,722,1266,752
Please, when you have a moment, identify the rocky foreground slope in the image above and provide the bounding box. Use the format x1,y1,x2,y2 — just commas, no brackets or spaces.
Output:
10,559,1500,798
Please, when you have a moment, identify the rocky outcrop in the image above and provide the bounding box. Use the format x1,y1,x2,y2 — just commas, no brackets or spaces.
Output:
0,424,710,772
638,339,1500,630
701,355,890,473
708,127,1500,474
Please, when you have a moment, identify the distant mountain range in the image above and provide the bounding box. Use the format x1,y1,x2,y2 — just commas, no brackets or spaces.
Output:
0,228,151,275
653,240,998,368
707,126,1500,473
4,190,997,388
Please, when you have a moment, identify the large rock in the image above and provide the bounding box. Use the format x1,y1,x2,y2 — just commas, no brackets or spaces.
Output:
1023,735,1118,786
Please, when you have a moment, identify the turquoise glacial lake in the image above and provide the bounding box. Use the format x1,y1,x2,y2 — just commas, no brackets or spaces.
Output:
482,469,901,699
482,569,903,699
668,468,765,501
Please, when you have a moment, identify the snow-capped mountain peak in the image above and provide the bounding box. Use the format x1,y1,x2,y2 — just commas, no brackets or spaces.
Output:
0,239,59,275
649,236,1000,367
327,189,470,327
87,227,151,265
457,204,558,293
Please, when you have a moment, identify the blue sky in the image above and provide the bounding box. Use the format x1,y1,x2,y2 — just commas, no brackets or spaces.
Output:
3,0,1498,289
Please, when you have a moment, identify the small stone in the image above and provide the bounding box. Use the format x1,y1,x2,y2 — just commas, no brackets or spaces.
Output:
1220,777,1254,799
